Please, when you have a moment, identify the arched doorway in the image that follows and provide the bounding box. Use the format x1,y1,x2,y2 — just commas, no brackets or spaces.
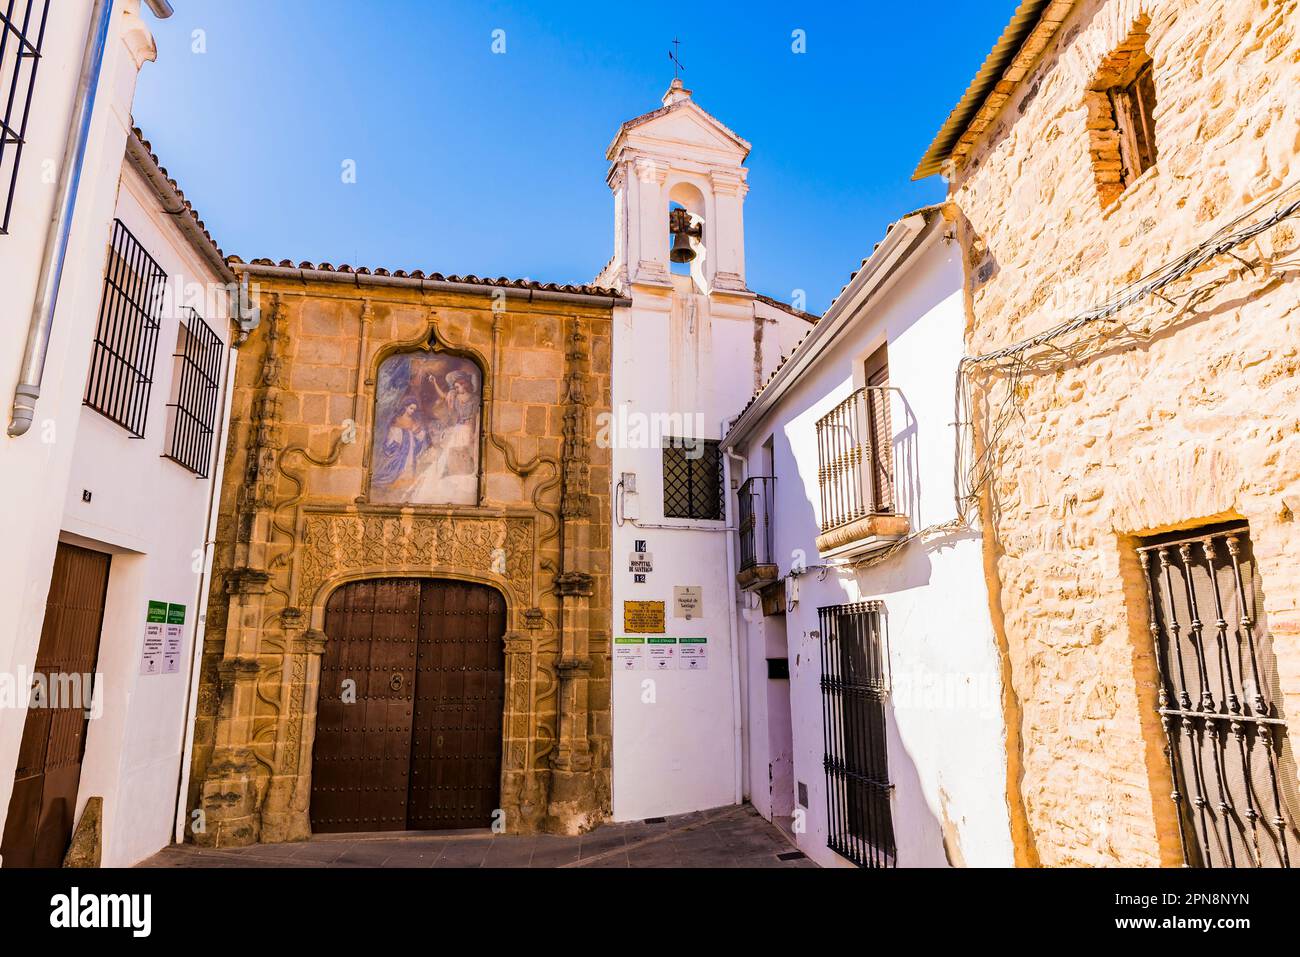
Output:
309,578,506,833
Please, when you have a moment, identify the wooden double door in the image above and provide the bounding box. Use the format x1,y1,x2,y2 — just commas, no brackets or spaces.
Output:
2,543,110,868
310,578,506,833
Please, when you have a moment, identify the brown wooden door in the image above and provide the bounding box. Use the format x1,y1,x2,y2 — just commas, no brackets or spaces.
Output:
409,580,505,830
310,579,504,834
311,579,419,833
2,543,110,868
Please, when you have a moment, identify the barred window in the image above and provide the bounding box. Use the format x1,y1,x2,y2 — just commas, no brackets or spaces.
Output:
164,308,224,477
0,0,50,235
1137,523,1299,868
663,437,723,520
84,219,167,437
815,346,895,534
863,346,894,513
818,601,895,867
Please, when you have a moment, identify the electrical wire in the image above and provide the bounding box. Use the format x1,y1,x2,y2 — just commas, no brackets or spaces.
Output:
952,177,1300,518
969,177,1300,367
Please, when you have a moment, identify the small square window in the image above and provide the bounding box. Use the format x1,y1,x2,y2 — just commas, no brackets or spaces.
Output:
662,437,723,521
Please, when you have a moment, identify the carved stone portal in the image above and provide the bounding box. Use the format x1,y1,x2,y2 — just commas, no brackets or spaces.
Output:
188,283,613,847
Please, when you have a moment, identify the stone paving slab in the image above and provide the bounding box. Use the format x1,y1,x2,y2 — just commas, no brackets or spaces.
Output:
138,804,815,869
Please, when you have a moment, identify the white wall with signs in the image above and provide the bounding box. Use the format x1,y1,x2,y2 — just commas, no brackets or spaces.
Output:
51,159,235,869
604,83,811,822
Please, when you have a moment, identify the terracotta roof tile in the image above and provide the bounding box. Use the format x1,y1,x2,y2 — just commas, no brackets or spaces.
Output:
129,127,228,268
231,256,624,299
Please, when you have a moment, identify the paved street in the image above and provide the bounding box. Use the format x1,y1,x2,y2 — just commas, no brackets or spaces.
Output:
139,803,814,869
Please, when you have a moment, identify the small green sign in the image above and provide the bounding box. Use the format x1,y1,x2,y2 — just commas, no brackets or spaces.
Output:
615,636,645,645
146,600,168,623
166,603,186,625
647,636,677,644
679,637,707,644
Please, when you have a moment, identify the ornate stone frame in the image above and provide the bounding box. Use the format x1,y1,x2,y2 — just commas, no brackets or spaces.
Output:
268,503,547,839
360,319,491,508
293,504,539,620
195,290,607,847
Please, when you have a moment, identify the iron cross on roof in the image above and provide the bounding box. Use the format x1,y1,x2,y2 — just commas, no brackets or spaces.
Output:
669,37,685,79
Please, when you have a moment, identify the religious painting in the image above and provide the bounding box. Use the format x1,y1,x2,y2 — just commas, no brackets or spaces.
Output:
369,350,482,505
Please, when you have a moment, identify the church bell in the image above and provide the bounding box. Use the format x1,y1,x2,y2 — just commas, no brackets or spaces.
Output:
668,207,701,264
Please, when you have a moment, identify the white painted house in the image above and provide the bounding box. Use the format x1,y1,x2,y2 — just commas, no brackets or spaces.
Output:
598,80,812,821
0,1,243,868
722,207,1016,867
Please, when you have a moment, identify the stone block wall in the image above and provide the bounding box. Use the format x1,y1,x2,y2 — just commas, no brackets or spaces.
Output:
188,274,615,844
950,0,1300,865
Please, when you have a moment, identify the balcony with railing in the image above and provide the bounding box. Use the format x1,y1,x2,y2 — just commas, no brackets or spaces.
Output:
814,386,908,561
736,476,778,590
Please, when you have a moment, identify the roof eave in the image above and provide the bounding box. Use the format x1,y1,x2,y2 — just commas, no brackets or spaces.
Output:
725,209,943,448
229,260,631,308
913,0,1075,180
126,128,237,284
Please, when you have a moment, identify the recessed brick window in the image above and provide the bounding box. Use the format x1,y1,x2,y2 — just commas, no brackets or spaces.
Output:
1086,19,1158,208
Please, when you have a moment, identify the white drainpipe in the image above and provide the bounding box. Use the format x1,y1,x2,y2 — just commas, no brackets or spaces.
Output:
724,447,746,805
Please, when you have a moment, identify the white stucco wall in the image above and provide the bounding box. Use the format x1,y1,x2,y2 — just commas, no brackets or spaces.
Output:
62,161,235,867
0,0,162,865
609,285,779,820
731,220,1016,868
605,86,813,821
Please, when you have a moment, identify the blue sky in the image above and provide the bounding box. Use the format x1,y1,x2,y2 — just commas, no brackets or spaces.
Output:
133,1,1018,314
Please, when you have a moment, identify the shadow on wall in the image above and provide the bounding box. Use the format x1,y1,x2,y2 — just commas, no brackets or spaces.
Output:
891,394,922,527
770,420,981,865
873,540,985,867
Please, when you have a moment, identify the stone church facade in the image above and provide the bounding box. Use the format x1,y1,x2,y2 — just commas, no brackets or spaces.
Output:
188,265,625,845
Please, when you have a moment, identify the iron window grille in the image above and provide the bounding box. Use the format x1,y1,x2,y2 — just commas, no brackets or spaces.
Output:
818,600,895,867
84,219,167,437
815,351,895,534
1138,522,1298,868
0,0,49,235
737,475,775,571
663,437,724,521
164,308,224,477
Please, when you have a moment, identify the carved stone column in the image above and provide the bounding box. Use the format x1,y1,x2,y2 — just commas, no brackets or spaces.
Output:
548,572,596,830
502,631,543,830
193,655,261,847
261,620,326,843
194,296,288,847
546,318,599,831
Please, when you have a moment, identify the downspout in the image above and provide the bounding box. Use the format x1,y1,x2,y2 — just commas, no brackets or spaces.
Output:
6,0,174,438
724,447,746,805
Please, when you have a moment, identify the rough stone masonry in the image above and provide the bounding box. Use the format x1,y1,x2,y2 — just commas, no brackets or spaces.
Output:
949,0,1300,865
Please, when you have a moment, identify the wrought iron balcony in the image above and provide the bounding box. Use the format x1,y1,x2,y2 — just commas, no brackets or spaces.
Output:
736,475,778,590
814,386,908,560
